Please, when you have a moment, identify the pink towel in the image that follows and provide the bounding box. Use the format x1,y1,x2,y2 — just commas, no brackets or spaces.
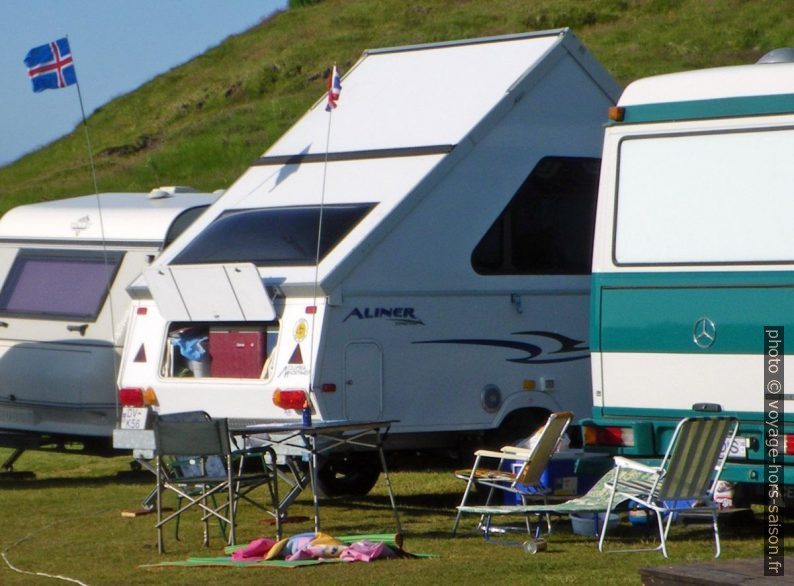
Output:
339,541,396,562
230,537,277,560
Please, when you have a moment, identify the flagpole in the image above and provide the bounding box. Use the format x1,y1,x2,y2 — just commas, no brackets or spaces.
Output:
307,66,338,406
67,36,120,416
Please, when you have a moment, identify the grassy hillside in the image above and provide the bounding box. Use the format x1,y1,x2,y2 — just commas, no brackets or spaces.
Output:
0,0,791,213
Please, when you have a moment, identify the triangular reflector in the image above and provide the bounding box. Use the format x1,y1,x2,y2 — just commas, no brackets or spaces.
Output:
133,344,147,363
289,344,303,365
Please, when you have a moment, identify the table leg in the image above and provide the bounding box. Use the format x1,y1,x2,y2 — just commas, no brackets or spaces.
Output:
310,436,321,533
377,444,402,535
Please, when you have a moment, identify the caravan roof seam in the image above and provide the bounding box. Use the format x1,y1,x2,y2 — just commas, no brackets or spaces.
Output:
254,144,455,166
362,28,569,57
0,238,164,248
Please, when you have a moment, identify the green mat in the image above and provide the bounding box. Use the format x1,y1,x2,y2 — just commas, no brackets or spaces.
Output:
457,467,652,516
144,533,434,569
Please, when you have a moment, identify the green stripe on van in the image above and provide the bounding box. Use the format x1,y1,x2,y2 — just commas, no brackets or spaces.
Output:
592,271,794,354
614,94,794,124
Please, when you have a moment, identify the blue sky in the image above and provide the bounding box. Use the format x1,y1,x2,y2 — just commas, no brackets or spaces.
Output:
0,0,287,167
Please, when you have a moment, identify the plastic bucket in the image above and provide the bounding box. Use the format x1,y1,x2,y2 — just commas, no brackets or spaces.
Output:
188,357,210,377
569,511,619,536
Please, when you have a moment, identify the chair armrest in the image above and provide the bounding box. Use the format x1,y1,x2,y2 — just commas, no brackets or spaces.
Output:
499,446,532,456
473,448,523,460
613,456,661,474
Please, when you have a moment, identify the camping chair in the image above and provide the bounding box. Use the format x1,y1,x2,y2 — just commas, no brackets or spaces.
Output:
598,415,739,558
151,411,230,544
451,411,573,539
153,416,281,554
154,417,235,553
153,412,281,545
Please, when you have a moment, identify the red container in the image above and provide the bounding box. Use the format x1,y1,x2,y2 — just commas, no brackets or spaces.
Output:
208,327,266,378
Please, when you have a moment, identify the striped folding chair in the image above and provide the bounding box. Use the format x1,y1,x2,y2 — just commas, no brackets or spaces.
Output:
451,411,573,540
598,416,739,558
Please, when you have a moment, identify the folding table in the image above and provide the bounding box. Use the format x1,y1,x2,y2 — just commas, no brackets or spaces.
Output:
233,419,402,538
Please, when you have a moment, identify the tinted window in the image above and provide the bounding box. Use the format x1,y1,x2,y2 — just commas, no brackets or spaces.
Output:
0,249,123,320
172,204,375,266
164,206,210,248
472,157,600,275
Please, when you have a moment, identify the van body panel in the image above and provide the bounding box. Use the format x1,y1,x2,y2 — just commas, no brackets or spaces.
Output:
587,59,794,484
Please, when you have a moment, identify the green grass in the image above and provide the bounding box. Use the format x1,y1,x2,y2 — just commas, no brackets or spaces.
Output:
0,447,784,585
0,0,792,214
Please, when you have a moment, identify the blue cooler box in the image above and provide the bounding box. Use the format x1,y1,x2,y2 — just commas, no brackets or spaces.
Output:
504,451,611,504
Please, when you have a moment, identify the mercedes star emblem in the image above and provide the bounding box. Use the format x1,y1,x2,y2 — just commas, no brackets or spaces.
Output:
692,317,717,349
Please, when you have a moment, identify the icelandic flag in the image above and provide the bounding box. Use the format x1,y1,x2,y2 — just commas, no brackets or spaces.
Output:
24,38,77,93
325,64,341,111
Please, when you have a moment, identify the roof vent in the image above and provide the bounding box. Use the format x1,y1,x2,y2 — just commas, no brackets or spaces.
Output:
148,185,198,199
757,48,794,64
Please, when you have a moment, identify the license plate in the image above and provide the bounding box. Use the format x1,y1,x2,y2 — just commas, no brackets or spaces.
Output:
120,407,150,430
721,436,748,459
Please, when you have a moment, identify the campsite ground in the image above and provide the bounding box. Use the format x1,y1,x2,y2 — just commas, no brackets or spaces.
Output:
0,448,785,585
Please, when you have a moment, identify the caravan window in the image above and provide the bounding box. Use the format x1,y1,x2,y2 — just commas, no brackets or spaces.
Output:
0,249,123,320
471,156,600,275
614,127,794,265
172,203,376,266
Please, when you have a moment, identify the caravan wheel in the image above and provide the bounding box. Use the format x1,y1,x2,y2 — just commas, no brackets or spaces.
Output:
486,408,550,449
316,453,381,497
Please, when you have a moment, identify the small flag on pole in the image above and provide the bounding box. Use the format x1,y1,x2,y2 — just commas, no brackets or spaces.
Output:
325,64,341,111
24,37,77,93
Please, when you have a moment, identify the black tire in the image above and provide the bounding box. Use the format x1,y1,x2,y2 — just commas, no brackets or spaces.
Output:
485,408,550,449
315,453,381,497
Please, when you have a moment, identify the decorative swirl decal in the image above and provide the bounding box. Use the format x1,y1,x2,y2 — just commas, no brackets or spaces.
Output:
414,330,588,364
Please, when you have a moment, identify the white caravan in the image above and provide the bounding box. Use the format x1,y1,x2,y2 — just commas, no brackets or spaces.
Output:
583,49,794,489
115,30,620,493
0,187,218,470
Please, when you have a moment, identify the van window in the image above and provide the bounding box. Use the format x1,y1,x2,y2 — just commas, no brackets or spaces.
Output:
0,249,123,320
614,127,794,265
172,203,376,266
471,156,600,274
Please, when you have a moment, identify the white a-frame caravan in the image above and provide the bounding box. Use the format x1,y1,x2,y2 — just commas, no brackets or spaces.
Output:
0,187,218,470
116,30,620,493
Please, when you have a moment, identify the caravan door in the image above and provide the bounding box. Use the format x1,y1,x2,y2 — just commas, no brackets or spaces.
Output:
343,341,383,420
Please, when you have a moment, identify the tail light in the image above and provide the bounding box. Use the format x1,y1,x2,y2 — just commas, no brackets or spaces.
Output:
784,434,794,455
272,388,307,410
583,425,635,448
119,386,158,407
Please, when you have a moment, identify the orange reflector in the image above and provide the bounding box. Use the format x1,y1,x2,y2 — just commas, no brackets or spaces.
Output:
272,388,308,410
608,106,625,121
143,386,159,406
